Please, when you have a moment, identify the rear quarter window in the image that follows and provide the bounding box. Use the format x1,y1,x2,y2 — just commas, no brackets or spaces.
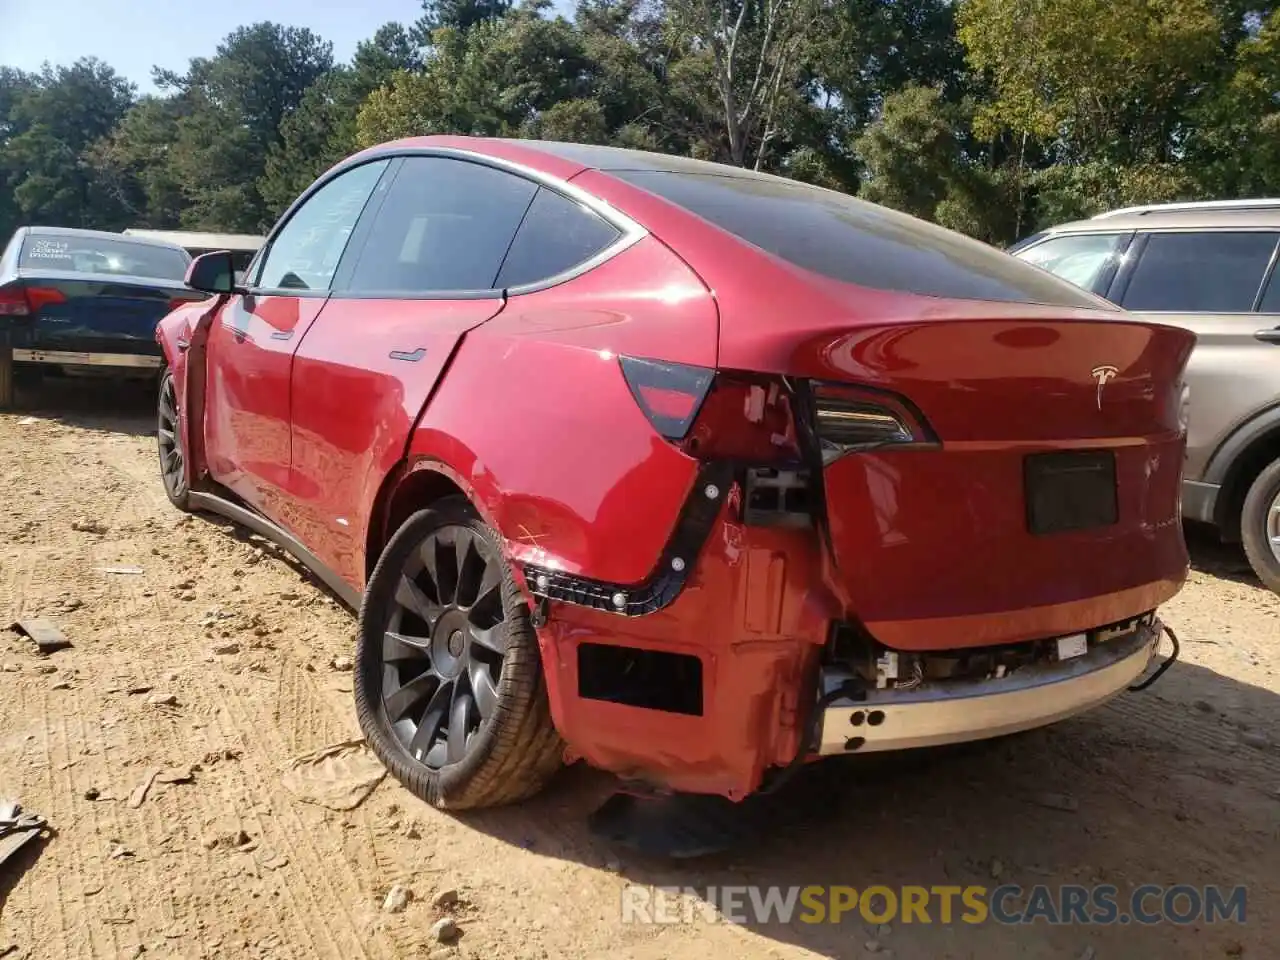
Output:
611,170,1108,308
496,187,621,289
1119,231,1280,312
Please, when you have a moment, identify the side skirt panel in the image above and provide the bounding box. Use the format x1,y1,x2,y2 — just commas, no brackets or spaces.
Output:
187,490,362,611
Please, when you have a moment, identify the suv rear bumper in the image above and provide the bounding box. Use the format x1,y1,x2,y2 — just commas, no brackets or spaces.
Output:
1182,479,1219,526
816,619,1161,755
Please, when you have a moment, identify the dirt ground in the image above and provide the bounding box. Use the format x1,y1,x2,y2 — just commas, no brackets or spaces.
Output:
0,377,1277,960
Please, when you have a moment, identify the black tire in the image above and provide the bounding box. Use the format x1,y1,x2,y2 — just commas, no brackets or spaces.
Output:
1241,457,1280,594
355,496,564,810
156,369,190,511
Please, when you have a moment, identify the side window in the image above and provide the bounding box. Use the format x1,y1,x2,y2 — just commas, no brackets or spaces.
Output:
1259,266,1280,313
1016,233,1128,296
342,157,538,293
1120,232,1280,312
495,188,621,289
255,159,390,292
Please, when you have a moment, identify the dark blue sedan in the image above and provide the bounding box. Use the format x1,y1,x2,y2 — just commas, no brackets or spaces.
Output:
0,226,206,405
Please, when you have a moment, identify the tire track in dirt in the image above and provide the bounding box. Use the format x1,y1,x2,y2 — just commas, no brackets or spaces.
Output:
36,693,80,959
206,665,384,960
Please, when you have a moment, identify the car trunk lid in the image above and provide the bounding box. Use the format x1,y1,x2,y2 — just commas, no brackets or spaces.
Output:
786,309,1194,651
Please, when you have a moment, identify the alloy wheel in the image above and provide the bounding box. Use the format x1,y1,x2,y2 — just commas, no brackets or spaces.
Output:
380,525,507,768
157,375,185,498
1269,489,1280,565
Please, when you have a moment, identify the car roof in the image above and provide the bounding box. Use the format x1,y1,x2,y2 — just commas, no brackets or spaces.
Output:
22,225,192,253
362,135,812,184
1040,201,1280,234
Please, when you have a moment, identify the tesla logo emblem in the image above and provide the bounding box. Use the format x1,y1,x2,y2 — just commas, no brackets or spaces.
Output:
1091,365,1119,410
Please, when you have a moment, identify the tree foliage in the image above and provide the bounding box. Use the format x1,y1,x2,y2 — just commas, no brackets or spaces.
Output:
1,0,1278,248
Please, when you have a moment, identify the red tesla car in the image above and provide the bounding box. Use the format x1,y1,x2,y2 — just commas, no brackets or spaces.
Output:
157,136,1192,811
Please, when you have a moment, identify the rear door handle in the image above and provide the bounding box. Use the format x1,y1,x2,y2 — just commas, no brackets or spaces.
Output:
1254,328,1280,344
270,330,293,341
176,337,190,352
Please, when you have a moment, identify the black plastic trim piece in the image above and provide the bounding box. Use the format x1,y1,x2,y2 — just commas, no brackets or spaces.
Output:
188,491,362,610
522,460,735,617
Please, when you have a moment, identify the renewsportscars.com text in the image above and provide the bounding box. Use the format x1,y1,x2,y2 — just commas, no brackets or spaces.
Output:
621,884,1247,927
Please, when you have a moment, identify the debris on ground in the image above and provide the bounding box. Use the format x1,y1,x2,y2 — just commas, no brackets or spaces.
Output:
330,655,353,671
0,799,48,869
430,918,458,943
147,693,178,707
9,617,72,653
127,769,162,809
1033,792,1080,813
96,566,144,575
255,848,289,870
432,887,459,909
383,884,412,913
280,740,385,811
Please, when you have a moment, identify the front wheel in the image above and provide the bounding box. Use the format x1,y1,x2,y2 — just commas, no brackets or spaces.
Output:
156,369,190,511
1241,457,1280,594
354,497,564,810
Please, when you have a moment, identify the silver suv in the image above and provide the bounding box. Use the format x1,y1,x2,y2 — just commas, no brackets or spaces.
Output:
1010,199,1280,593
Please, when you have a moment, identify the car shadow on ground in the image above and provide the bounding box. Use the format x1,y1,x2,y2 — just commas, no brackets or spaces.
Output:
4,371,156,437
460,658,1277,958
1184,521,1264,588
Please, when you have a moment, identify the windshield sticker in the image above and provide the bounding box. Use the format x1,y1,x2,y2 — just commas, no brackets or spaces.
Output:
27,239,71,258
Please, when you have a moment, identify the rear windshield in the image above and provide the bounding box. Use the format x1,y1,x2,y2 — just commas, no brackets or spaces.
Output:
612,170,1108,308
19,234,190,280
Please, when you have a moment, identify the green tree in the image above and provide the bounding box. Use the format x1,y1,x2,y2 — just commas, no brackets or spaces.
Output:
357,4,593,146
662,0,832,167
415,0,514,35
957,0,1221,165
156,23,334,230
260,23,422,216
1189,8,1280,196
88,96,191,227
1,59,135,231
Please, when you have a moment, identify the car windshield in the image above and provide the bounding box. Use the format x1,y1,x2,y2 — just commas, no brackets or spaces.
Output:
19,234,190,280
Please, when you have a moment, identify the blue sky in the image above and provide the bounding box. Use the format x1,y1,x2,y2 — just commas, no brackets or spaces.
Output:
0,0,429,92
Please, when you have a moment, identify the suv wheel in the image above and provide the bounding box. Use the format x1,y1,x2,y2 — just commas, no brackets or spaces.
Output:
1241,457,1280,594
157,369,190,511
354,496,564,810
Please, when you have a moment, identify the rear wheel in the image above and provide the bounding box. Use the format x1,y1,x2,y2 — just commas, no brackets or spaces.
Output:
156,369,189,511
354,497,564,810
1241,458,1280,594
1239,463,1280,599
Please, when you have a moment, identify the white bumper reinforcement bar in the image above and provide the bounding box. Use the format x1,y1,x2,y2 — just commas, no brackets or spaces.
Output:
13,349,163,369
817,620,1162,755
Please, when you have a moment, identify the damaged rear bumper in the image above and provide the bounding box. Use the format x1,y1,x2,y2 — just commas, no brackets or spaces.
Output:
816,618,1167,755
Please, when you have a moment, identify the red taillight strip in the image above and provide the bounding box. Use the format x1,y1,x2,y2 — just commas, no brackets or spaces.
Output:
618,355,715,440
